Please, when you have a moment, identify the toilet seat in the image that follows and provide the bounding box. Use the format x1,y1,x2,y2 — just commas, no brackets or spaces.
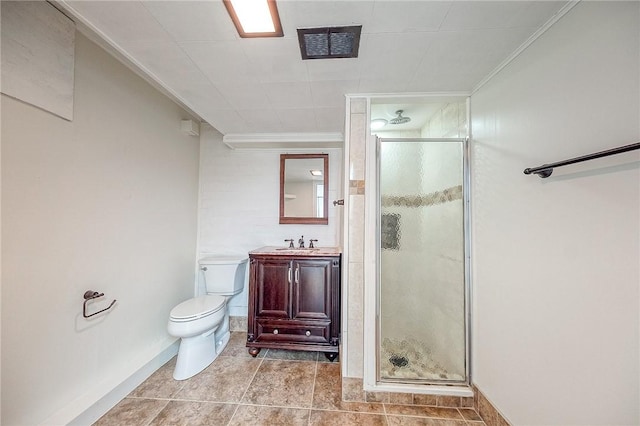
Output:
170,295,225,322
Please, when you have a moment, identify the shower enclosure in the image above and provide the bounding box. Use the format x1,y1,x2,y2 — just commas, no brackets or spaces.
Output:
375,137,469,386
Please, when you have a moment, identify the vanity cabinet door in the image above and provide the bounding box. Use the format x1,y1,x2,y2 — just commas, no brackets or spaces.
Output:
292,259,332,320
254,258,291,319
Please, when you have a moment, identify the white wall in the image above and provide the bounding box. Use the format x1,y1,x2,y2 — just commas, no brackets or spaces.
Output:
198,125,342,316
420,102,466,139
471,2,639,424
1,32,200,425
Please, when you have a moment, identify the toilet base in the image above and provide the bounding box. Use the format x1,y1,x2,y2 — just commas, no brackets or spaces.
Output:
172,328,231,380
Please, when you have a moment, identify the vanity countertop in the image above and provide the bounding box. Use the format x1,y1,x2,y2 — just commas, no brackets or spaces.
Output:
249,246,342,257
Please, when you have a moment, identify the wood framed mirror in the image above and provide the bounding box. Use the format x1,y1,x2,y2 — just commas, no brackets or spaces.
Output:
280,153,329,225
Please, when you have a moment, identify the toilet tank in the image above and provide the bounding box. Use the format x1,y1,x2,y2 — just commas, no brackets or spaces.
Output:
199,255,248,296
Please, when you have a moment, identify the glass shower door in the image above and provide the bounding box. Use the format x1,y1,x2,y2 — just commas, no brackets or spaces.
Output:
377,138,468,384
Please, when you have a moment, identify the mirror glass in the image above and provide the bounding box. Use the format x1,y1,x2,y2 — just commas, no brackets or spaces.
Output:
280,153,328,225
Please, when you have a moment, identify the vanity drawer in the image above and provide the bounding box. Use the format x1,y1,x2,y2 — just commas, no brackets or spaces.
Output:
256,319,330,344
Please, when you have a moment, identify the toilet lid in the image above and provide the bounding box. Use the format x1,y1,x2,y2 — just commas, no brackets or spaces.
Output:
170,295,225,320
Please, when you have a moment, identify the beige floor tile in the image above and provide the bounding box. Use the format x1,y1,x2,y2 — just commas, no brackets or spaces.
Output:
97,356,486,426
459,408,483,422
129,358,185,399
229,405,310,425
386,416,467,426
174,356,261,403
384,404,464,420
264,348,319,361
242,359,316,407
221,331,264,358
149,401,236,425
312,363,384,413
309,410,387,425
94,398,168,426
317,352,340,363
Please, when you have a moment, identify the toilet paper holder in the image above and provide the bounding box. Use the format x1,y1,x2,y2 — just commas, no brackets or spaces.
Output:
83,290,116,318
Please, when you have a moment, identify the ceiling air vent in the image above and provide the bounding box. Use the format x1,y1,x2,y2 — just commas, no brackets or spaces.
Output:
297,26,362,60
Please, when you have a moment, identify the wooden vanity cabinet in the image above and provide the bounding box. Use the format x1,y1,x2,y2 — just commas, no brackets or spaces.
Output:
247,252,341,361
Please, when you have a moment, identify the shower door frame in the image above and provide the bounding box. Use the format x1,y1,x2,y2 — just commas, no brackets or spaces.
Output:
362,134,473,396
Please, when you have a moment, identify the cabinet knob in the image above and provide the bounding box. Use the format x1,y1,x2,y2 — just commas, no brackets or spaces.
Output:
305,330,311,336
273,329,279,335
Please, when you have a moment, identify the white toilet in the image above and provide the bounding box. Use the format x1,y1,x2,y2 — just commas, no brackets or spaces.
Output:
167,255,248,380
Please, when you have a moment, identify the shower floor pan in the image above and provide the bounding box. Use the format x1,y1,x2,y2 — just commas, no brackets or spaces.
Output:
380,337,465,383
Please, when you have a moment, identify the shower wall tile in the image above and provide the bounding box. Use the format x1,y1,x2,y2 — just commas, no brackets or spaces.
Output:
437,395,464,407
365,391,389,403
346,318,363,377
351,98,366,114
420,101,467,138
380,185,462,208
388,392,413,405
342,377,365,402
461,397,474,408
412,394,437,406
443,103,458,129
347,263,363,324
349,112,366,180
343,262,364,377
348,195,365,264
344,96,367,387
349,179,365,195
338,393,474,409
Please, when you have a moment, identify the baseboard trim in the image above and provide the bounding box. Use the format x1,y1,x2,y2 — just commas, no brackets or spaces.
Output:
229,315,247,332
472,384,512,426
66,340,179,426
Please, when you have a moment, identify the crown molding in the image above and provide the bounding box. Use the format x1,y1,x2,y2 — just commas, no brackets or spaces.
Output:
472,0,581,94
222,133,344,150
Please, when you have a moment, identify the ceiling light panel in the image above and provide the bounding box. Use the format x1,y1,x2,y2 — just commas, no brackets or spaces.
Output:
223,0,283,38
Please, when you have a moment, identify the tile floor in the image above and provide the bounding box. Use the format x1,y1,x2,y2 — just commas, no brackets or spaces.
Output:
95,332,486,425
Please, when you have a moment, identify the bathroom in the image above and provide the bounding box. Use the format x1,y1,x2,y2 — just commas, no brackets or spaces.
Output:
1,1,639,425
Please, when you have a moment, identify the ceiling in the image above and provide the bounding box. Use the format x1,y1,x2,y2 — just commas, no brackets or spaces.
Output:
58,0,568,136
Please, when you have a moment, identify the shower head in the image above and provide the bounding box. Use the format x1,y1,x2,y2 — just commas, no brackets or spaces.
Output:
389,110,411,125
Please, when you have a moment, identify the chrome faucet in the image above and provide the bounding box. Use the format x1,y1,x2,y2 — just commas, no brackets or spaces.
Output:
284,238,294,248
298,235,305,248
309,239,318,248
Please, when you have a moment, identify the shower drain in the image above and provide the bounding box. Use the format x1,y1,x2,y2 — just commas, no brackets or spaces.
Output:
389,354,409,368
